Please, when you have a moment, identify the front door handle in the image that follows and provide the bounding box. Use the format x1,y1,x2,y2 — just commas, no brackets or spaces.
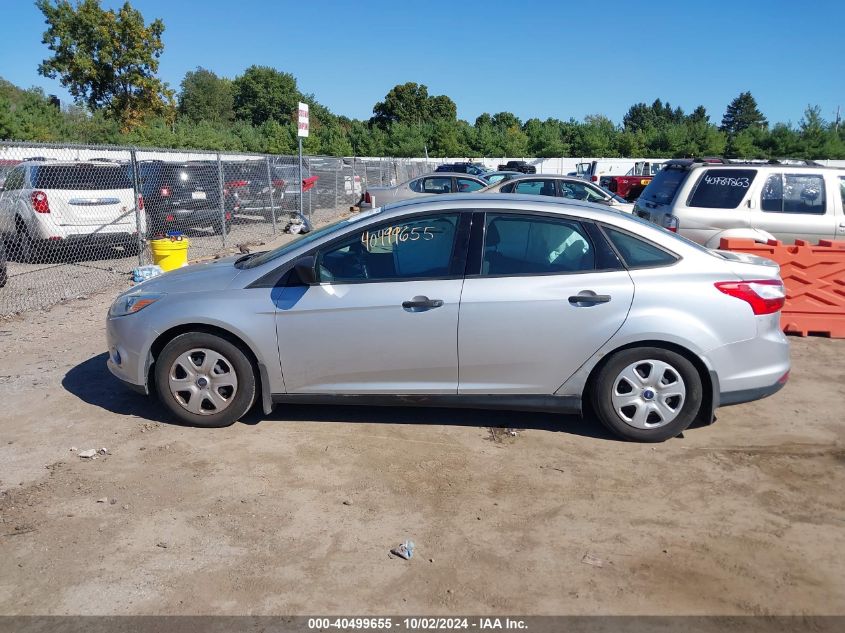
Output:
402,295,444,311
569,292,611,305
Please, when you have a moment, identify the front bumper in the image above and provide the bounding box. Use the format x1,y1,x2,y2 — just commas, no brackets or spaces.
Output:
106,314,153,395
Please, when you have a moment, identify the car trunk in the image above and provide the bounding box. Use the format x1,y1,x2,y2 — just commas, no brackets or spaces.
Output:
32,164,136,230
715,249,782,281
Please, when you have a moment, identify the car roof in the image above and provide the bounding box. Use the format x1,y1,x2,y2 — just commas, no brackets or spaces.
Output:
665,158,843,171
414,171,485,179
494,173,591,182
379,192,613,217
23,160,126,167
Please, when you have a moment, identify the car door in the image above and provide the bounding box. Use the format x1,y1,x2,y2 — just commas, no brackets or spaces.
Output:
757,171,837,242
458,211,634,394
275,211,470,394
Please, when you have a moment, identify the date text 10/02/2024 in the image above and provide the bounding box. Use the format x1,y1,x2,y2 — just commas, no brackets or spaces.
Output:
307,617,528,630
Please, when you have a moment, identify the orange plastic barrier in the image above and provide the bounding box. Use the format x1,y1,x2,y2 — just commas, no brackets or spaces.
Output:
718,238,845,338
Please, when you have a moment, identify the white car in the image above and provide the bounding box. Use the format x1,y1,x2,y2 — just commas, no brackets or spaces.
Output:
0,160,144,262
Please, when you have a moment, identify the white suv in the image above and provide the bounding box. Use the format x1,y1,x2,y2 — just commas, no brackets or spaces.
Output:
0,160,144,262
633,159,845,247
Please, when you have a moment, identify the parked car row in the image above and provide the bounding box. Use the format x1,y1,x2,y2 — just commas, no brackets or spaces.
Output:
0,158,298,264
359,172,633,213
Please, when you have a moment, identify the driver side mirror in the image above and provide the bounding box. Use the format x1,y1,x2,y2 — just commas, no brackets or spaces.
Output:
293,255,318,285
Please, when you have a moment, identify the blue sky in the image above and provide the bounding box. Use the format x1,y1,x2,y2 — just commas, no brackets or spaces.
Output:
1,0,842,126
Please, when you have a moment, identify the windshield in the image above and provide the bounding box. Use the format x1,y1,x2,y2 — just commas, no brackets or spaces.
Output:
641,167,687,205
240,209,382,270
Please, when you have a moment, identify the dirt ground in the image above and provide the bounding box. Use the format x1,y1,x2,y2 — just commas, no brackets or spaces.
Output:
0,283,843,616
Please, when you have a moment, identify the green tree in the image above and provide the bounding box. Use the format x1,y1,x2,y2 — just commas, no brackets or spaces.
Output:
178,67,234,124
36,0,174,130
720,91,767,135
371,82,430,127
232,65,299,126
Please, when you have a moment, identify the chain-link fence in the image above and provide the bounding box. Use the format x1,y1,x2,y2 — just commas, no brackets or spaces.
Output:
0,141,437,317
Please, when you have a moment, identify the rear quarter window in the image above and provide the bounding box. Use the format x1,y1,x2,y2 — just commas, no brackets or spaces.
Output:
686,169,756,209
604,227,678,268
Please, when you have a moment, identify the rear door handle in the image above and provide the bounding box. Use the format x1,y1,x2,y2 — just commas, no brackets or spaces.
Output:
402,295,444,311
569,293,611,305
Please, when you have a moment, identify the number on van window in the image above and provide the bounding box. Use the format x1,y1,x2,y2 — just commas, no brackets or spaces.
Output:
686,169,757,209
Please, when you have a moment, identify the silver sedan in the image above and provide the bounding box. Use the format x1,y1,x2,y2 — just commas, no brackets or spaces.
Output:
106,194,789,442
482,174,635,213
360,172,487,207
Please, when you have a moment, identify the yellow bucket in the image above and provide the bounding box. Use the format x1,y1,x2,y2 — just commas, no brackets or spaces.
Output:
150,237,190,272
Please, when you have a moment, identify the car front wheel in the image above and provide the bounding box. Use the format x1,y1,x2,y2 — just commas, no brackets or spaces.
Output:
155,332,256,427
591,347,703,442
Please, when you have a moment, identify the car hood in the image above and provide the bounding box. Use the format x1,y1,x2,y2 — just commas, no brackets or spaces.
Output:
131,256,242,294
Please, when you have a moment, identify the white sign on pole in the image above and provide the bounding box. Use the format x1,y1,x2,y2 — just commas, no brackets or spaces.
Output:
297,102,309,138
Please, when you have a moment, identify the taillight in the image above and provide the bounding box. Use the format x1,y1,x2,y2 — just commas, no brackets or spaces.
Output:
137,194,144,211
160,187,171,197
272,179,285,187
590,175,598,182
662,214,679,232
363,191,372,204
714,279,786,315
225,180,248,189
31,190,50,213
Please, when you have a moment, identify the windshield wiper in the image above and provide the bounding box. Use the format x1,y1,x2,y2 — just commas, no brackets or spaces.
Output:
234,252,263,268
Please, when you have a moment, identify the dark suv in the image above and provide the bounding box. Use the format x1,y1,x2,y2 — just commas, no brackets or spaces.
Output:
435,162,488,176
137,161,232,237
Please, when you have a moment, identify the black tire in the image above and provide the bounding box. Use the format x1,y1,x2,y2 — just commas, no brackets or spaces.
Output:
154,332,257,428
590,347,703,442
0,243,7,288
13,220,37,264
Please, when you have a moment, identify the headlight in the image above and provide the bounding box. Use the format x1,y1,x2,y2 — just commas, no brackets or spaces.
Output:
109,292,164,317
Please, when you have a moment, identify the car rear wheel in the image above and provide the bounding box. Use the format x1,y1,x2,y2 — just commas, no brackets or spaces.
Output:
591,347,702,442
13,220,37,264
155,332,256,428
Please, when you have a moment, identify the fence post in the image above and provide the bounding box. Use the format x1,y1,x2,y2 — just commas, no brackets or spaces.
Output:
334,163,339,212
351,156,356,204
129,147,144,265
216,153,227,248
265,156,278,235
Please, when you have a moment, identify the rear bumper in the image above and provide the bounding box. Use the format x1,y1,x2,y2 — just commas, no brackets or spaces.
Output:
720,378,787,406
707,316,790,407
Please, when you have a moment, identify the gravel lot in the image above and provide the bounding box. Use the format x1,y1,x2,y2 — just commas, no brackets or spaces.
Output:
0,269,843,616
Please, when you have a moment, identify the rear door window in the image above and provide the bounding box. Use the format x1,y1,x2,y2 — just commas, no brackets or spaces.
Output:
456,178,483,192
686,169,756,209
422,177,453,194
513,179,556,196
641,167,688,205
761,173,826,215
559,180,608,203
482,214,596,275
32,164,133,190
